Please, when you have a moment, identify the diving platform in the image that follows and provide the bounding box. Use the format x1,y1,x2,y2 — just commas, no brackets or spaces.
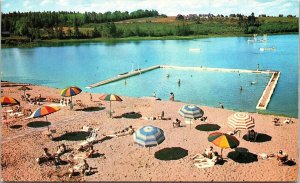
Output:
86,65,280,110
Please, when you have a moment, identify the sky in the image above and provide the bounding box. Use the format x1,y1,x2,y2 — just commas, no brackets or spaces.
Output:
1,0,299,16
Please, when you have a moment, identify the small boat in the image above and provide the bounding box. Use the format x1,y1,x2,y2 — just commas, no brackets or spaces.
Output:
189,48,200,52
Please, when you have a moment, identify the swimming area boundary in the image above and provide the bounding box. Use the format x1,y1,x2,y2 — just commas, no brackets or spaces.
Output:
86,65,280,110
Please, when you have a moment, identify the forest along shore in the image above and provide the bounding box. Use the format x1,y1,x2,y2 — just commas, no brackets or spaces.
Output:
2,10,298,48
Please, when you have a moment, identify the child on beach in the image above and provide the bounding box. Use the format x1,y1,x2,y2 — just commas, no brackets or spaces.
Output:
170,92,174,101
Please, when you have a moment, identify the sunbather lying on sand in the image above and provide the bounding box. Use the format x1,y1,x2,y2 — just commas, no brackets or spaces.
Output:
77,142,93,152
68,159,94,177
191,152,222,168
36,148,62,165
258,153,275,160
103,126,135,137
55,144,67,156
142,116,157,120
73,146,98,160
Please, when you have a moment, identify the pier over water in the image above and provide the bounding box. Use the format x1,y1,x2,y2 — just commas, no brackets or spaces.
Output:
86,65,280,110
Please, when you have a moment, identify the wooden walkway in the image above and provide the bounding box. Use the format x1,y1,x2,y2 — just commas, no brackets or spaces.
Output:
86,65,160,89
256,71,280,110
86,65,280,110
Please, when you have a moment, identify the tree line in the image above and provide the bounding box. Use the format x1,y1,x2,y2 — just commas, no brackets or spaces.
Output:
1,10,159,36
1,10,298,45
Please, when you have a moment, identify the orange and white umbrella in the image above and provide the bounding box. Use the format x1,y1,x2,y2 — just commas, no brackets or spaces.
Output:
227,112,255,130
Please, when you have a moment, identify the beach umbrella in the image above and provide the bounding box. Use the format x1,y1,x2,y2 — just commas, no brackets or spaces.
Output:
228,112,255,136
1,96,20,106
208,132,240,157
133,125,165,153
29,105,60,121
60,86,82,103
18,85,32,96
179,104,204,129
99,94,122,118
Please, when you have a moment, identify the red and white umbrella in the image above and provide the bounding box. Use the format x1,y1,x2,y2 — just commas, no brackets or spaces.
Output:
227,112,255,130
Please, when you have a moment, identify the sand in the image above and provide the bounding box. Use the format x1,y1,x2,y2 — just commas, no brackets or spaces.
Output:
1,81,298,181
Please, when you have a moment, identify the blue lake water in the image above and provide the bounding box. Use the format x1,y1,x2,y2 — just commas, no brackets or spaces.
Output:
2,34,298,117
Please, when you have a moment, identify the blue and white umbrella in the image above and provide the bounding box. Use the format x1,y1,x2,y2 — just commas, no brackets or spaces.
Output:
179,105,204,128
133,125,165,153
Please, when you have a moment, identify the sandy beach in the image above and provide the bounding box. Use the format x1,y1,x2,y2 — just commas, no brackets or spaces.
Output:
1,81,298,182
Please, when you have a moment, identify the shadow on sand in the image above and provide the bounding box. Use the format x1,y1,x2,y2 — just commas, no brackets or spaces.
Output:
52,131,90,141
121,112,142,119
27,121,51,128
10,124,23,129
75,106,105,112
242,133,272,143
195,124,221,132
227,147,258,163
155,147,188,161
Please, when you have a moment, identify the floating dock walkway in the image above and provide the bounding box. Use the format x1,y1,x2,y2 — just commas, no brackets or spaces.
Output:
86,65,160,89
256,71,280,110
86,65,280,110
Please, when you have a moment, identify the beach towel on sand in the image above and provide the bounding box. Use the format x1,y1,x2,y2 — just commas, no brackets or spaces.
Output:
194,161,215,169
193,157,215,169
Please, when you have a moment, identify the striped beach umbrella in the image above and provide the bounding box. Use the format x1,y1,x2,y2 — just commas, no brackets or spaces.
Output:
99,94,123,118
1,96,20,106
227,112,255,131
133,125,165,153
30,105,60,121
60,86,82,103
179,105,204,128
208,132,240,157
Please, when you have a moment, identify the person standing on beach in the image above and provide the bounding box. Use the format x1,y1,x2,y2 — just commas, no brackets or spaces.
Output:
152,92,156,98
90,93,93,102
170,92,174,101
219,102,224,109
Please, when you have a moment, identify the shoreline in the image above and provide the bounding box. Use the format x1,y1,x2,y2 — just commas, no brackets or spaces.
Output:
2,80,297,118
2,32,298,48
1,81,298,181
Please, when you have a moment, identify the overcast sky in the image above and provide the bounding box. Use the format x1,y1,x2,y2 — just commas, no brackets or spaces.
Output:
1,0,299,16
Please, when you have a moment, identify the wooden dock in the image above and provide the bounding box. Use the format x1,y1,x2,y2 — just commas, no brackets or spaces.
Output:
86,65,280,110
86,65,160,89
160,65,273,74
256,71,280,110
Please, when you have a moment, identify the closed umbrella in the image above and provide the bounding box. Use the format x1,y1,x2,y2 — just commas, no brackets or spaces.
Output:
179,104,204,129
99,94,122,118
18,85,32,96
228,112,255,137
208,132,239,157
133,125,165,153
60,86,82,103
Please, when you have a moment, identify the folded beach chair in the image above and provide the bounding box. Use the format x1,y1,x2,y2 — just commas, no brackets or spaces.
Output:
78,129,99,147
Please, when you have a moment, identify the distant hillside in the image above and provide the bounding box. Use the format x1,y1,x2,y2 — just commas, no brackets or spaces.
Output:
1,11,298,47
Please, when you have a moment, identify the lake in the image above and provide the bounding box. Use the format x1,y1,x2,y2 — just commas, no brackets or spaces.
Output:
2,34,298,117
